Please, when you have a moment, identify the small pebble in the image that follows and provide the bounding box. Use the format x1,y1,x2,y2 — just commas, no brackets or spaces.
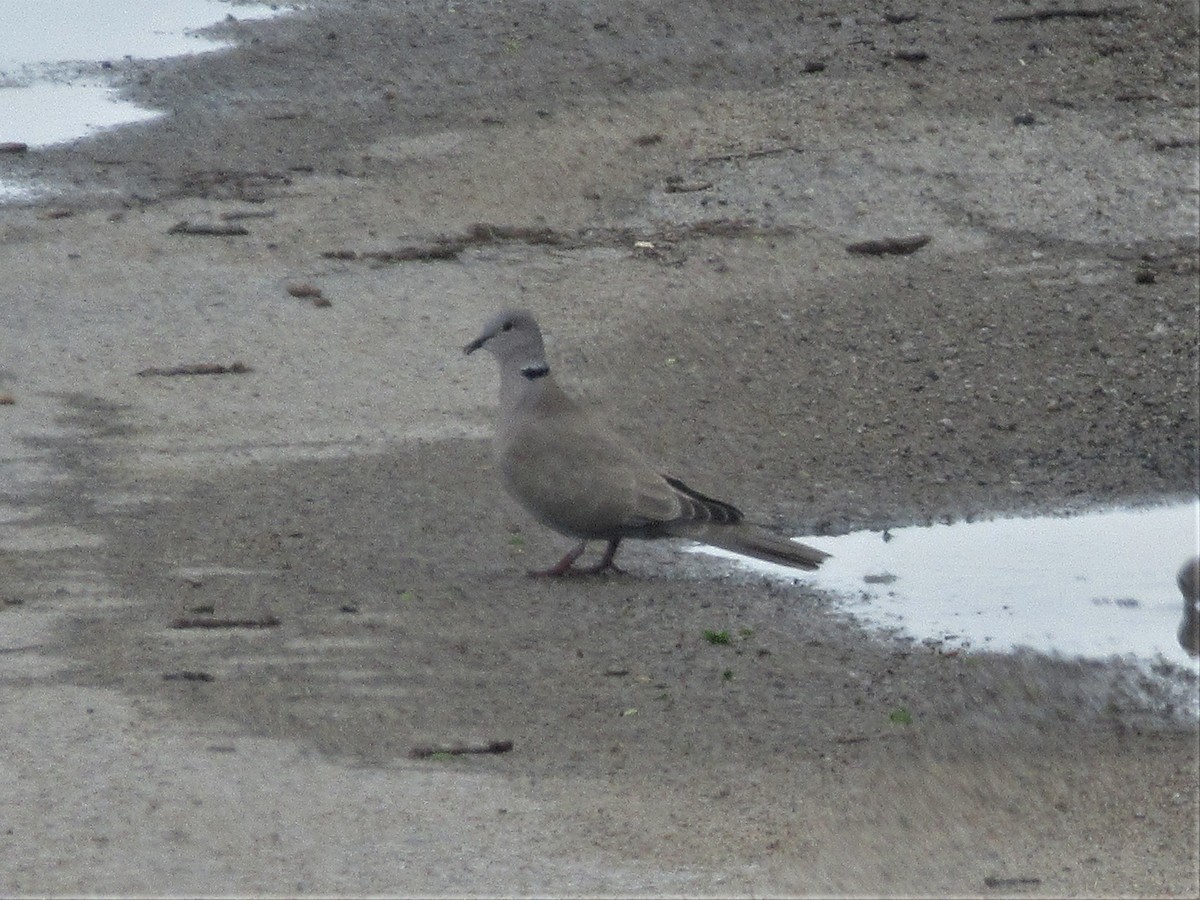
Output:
286,283,331,306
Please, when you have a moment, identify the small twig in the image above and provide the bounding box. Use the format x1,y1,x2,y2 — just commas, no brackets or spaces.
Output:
664,177,714,194
380,242,466,262
286,283,323,298
846,234,932,256
464,223,563,245
220,209,278,221
137,362,251,378
407,740,514,759
171,615,281,629
700,144,806,164
324,218,791,265
326,224,566,263
1153,137,1199,151
168,221,251,236
984,875,1042,889
324,240,465,263
163,670,215,682
993,6,1134,23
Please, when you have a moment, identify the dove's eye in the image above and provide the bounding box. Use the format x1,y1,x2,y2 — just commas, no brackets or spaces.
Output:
501,321,514,332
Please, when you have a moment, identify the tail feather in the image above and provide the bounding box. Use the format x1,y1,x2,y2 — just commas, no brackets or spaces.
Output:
663,475,743,525
693,524,830,571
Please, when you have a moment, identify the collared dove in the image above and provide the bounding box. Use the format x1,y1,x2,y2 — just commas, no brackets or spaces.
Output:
465,309,830,576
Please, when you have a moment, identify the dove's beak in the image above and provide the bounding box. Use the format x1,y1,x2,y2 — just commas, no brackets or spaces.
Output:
463,335,486,355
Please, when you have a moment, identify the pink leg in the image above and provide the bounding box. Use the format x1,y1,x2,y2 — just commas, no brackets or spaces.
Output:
528,538,623,577
573,537,623,575
529,541,588,577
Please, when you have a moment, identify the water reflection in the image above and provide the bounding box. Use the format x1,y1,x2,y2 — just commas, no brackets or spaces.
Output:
1178,556,1199,658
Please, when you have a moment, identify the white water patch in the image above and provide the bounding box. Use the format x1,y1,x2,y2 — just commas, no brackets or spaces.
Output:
0,0,289,196
699,500,1200,667
0,0,281,73
0,81,160,148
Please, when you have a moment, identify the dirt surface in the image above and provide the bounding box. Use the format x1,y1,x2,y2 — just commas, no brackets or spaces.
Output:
1,0,1198,895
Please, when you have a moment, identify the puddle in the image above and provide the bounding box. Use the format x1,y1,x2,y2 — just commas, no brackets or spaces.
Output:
699,500,1200,667
0,0,288,198
0,82,163,160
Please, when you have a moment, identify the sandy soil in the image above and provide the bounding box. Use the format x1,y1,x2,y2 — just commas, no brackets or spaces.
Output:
1,0,1198,895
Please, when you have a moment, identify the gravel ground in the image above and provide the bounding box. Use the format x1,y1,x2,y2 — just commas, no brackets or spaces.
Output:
0,1,1197,895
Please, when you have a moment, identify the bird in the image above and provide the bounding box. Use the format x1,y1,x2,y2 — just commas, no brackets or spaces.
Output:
1178,556,1199,657
464,309,830,576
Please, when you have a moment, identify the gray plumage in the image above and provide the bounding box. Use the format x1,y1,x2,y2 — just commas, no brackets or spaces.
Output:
465,309,830,576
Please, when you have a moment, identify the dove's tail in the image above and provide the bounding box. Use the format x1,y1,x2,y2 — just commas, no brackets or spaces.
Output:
694,524,830,572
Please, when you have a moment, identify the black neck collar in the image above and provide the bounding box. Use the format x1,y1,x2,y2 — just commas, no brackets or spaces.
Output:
521,363,550,380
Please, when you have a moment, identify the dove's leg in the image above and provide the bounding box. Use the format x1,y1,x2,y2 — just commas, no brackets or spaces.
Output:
573,537,623,575
530,537,623,577
529,541,588,577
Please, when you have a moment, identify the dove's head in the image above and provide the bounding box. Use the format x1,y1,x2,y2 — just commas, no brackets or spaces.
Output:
464,309,549,378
